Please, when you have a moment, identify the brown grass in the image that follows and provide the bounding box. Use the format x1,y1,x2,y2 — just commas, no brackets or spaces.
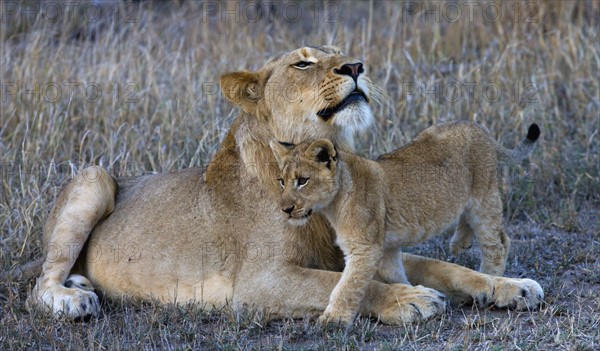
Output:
1,1,598,349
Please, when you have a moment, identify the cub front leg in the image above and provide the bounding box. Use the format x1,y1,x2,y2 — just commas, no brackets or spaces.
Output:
449,215,474,256
319,244,382,326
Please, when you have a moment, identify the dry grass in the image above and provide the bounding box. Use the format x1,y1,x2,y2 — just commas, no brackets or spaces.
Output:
1,0,598,349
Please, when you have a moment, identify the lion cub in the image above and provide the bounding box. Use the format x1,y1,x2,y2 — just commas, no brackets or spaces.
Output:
270,121,540,325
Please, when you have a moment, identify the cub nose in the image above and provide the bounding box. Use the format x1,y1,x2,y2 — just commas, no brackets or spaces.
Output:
334,62,364,82
282,205,295,215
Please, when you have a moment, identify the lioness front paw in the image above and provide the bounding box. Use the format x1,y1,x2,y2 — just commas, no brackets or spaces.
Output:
470,277,544,310
491,277,544,310
377,285,446,325
28,276,100,320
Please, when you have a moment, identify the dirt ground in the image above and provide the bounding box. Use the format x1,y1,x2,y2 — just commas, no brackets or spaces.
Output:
2,208,598,350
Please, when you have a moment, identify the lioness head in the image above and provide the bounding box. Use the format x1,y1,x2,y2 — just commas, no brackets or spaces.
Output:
221,46,373,151
270,139,339,226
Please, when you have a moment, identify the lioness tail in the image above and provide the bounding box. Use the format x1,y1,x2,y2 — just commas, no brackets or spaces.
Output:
0,257,44,282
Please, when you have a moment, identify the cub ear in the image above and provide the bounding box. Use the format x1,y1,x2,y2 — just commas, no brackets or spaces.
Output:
269,140,294,166
306,139,337,170
220,71,263,114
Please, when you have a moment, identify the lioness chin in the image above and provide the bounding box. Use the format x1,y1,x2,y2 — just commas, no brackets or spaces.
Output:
271,121,540,325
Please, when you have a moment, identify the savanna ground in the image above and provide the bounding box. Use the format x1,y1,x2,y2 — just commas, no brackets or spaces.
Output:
0,0,598,349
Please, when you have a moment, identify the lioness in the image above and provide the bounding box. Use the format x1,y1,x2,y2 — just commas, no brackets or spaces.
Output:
28,46,543,325
270,121,540,325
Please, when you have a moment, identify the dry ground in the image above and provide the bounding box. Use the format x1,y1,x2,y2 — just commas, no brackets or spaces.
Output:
1,1,598,350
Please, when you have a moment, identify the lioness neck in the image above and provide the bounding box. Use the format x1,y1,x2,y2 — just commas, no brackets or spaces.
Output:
206,114,281,192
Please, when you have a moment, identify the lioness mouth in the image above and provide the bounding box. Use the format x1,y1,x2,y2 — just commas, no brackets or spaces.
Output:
290,209,313,220
317,90,368,121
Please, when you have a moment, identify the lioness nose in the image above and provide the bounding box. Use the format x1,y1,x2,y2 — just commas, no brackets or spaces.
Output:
282,205,295,215
334,62,364,81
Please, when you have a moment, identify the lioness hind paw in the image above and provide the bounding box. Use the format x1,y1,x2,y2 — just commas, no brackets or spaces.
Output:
28,282,101,320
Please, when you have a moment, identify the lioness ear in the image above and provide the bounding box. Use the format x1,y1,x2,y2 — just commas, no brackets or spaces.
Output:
220,71,263,114
306,139,337,170
269,140,294,167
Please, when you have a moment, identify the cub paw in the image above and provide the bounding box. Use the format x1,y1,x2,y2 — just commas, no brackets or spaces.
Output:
28,276,100,320
449,235,473,256
378,285,446,325
318,308,355,327
64,274,95,292
491,277,544,310
317,313,350,328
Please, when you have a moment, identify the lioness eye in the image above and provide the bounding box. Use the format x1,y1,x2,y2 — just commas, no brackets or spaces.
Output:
292,61,314,69
297,177,309,186
277,178,285,188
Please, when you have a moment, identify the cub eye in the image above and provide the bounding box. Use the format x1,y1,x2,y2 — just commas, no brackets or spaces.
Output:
277,178,285,188
292,61,314,69
297,177,309,186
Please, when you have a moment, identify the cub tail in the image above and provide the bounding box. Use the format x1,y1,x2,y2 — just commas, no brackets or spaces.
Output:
496,123,540,164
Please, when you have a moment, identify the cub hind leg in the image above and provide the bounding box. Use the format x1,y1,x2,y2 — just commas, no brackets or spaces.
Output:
465,193,510,276
374,248,410,285
449,214,475,256
27,166,117,319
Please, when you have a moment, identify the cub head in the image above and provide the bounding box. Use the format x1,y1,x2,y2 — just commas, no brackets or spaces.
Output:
221,46,374,151
269,139,339,226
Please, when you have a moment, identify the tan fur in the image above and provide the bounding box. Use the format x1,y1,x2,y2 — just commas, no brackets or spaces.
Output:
271,121,540,324
29,47,543,325
28,166,116,318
